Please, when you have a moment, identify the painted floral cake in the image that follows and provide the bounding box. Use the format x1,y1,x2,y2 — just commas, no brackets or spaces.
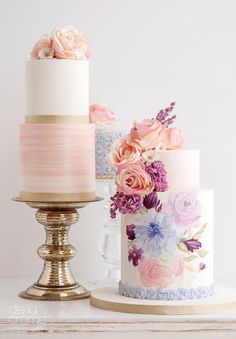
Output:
109,103,214,300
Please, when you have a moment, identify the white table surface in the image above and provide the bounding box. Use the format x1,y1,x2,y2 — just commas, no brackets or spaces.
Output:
0,279,236,339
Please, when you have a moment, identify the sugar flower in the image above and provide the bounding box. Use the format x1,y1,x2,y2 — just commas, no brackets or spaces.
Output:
116,161,154,195
145,160,168,192
126,224,136,240
143,192,162,211
128,245,144,266
110,192,142,219
89,103,116,127
109,137,141,167
31,35,52,59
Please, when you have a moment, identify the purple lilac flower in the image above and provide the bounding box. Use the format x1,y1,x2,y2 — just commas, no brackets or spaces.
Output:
156,102,176,126
110,192,142,219
143,191,162,211
128,245,144,266
183,238,202,252
145,161,168,192
199,262,206,271
126,224,136,241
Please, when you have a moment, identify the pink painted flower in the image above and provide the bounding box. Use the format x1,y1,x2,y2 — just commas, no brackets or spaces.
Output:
164,127,184,150
51,26,89,60
162,192,201,227
138,258,173,288
130,118,168,150
173,255,184,277
116,161,153,195
89,104,116,127
109,137,142,167
31,35,52,59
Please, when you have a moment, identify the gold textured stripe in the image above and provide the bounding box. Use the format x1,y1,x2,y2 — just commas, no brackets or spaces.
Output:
19,191,96,202
25,115,89,124
96,175,115,180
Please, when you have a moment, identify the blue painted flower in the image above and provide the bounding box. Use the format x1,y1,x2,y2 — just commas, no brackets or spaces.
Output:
135,210,177,256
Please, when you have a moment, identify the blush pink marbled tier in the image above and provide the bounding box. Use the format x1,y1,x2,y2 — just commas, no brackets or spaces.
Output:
19,123,96,201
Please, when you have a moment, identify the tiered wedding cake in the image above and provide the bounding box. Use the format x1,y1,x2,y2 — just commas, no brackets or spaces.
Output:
109,103,214,300
19,26,96,201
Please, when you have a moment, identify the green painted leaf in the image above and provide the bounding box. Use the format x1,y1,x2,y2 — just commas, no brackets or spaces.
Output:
184,255,199,262
197,249,209,257
186,266,196,273
193,223,208,239
177,242,188,252
183,228,193,239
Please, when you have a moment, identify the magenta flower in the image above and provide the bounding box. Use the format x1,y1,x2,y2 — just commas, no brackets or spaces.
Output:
143,192,162,212
145,161,168,192
126,224,136,240
110,192,142,218
183,238,202,252
199,262,206,271
128,245,144,266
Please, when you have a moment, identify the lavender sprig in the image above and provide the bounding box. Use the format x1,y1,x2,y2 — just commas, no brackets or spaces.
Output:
156,102,176,126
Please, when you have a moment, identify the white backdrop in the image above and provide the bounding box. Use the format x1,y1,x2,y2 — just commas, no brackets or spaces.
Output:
0,0,235,281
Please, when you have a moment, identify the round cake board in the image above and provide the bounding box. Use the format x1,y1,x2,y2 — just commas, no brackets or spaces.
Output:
90,285,236,315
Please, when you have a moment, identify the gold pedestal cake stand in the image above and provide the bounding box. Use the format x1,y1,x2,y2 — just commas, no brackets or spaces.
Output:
13,196,103,301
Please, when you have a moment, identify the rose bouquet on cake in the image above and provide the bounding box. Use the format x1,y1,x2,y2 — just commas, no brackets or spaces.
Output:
109,102,184,218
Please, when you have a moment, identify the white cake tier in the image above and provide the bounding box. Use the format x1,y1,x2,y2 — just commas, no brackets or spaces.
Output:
158,150,200,190
26,60,89,116
121,190,214,300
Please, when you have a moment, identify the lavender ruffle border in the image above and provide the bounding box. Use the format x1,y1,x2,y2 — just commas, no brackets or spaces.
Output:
119,281,215,300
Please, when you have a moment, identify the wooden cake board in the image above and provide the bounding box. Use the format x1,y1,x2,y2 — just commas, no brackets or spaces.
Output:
90,285,236,315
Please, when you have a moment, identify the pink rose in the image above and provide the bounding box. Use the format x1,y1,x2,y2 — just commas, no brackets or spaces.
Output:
138,258,173,288
109,137,142,167
163,192,201,227
51,26,89,60
31,35,52,59
116,161,153,195
130,118,167,150
164,127,184,149
89,104,116,127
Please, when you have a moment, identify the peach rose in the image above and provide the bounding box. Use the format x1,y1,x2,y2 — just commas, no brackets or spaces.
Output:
164,127,184,149
31,35,52,59
109,137,141,167
138,258,173,288
89,104,116,127
51,26,89,60
116,161,153,195
130,118,168,150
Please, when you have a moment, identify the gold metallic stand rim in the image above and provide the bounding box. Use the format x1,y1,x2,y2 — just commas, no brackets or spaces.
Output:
20,283,90,301
91,285,236,315
13,196,103,206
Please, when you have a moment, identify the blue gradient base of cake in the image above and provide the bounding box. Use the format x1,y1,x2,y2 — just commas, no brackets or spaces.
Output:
95,128,122,178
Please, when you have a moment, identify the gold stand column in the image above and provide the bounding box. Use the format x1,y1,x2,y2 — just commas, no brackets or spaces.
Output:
13,198,102,301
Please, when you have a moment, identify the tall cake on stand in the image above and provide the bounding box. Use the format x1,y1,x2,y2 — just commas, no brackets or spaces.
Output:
15,26,101,301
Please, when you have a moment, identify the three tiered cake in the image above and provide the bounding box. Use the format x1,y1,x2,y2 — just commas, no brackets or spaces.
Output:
19,26,96,201
109,103,214,300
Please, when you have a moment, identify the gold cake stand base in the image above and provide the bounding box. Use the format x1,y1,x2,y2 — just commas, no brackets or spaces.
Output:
13,197,103,301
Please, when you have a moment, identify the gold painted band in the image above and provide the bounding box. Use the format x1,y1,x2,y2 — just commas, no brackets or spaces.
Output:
25,115,90,124
96,175,115,180
19,191,96,202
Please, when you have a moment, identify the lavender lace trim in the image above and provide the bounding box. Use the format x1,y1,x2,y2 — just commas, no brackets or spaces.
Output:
95,129,122,176
119,281,215,300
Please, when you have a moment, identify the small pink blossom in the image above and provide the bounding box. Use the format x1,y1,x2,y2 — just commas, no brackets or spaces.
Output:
89,103,116,127
31,35,52,59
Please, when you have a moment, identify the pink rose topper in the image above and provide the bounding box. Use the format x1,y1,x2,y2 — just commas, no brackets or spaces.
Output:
89,104,116,127
108,137,142,167
162,192,201,227
115,161,154,196
31,26,90,60
130,102,184,151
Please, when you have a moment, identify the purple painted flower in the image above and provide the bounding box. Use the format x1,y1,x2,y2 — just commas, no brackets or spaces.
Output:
110,192,142,218
128,245,144,266
143,192,161,210
156,102,176,126
199,262,206,271
126,224,136,240
183,238,202,252
145,161,168,192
